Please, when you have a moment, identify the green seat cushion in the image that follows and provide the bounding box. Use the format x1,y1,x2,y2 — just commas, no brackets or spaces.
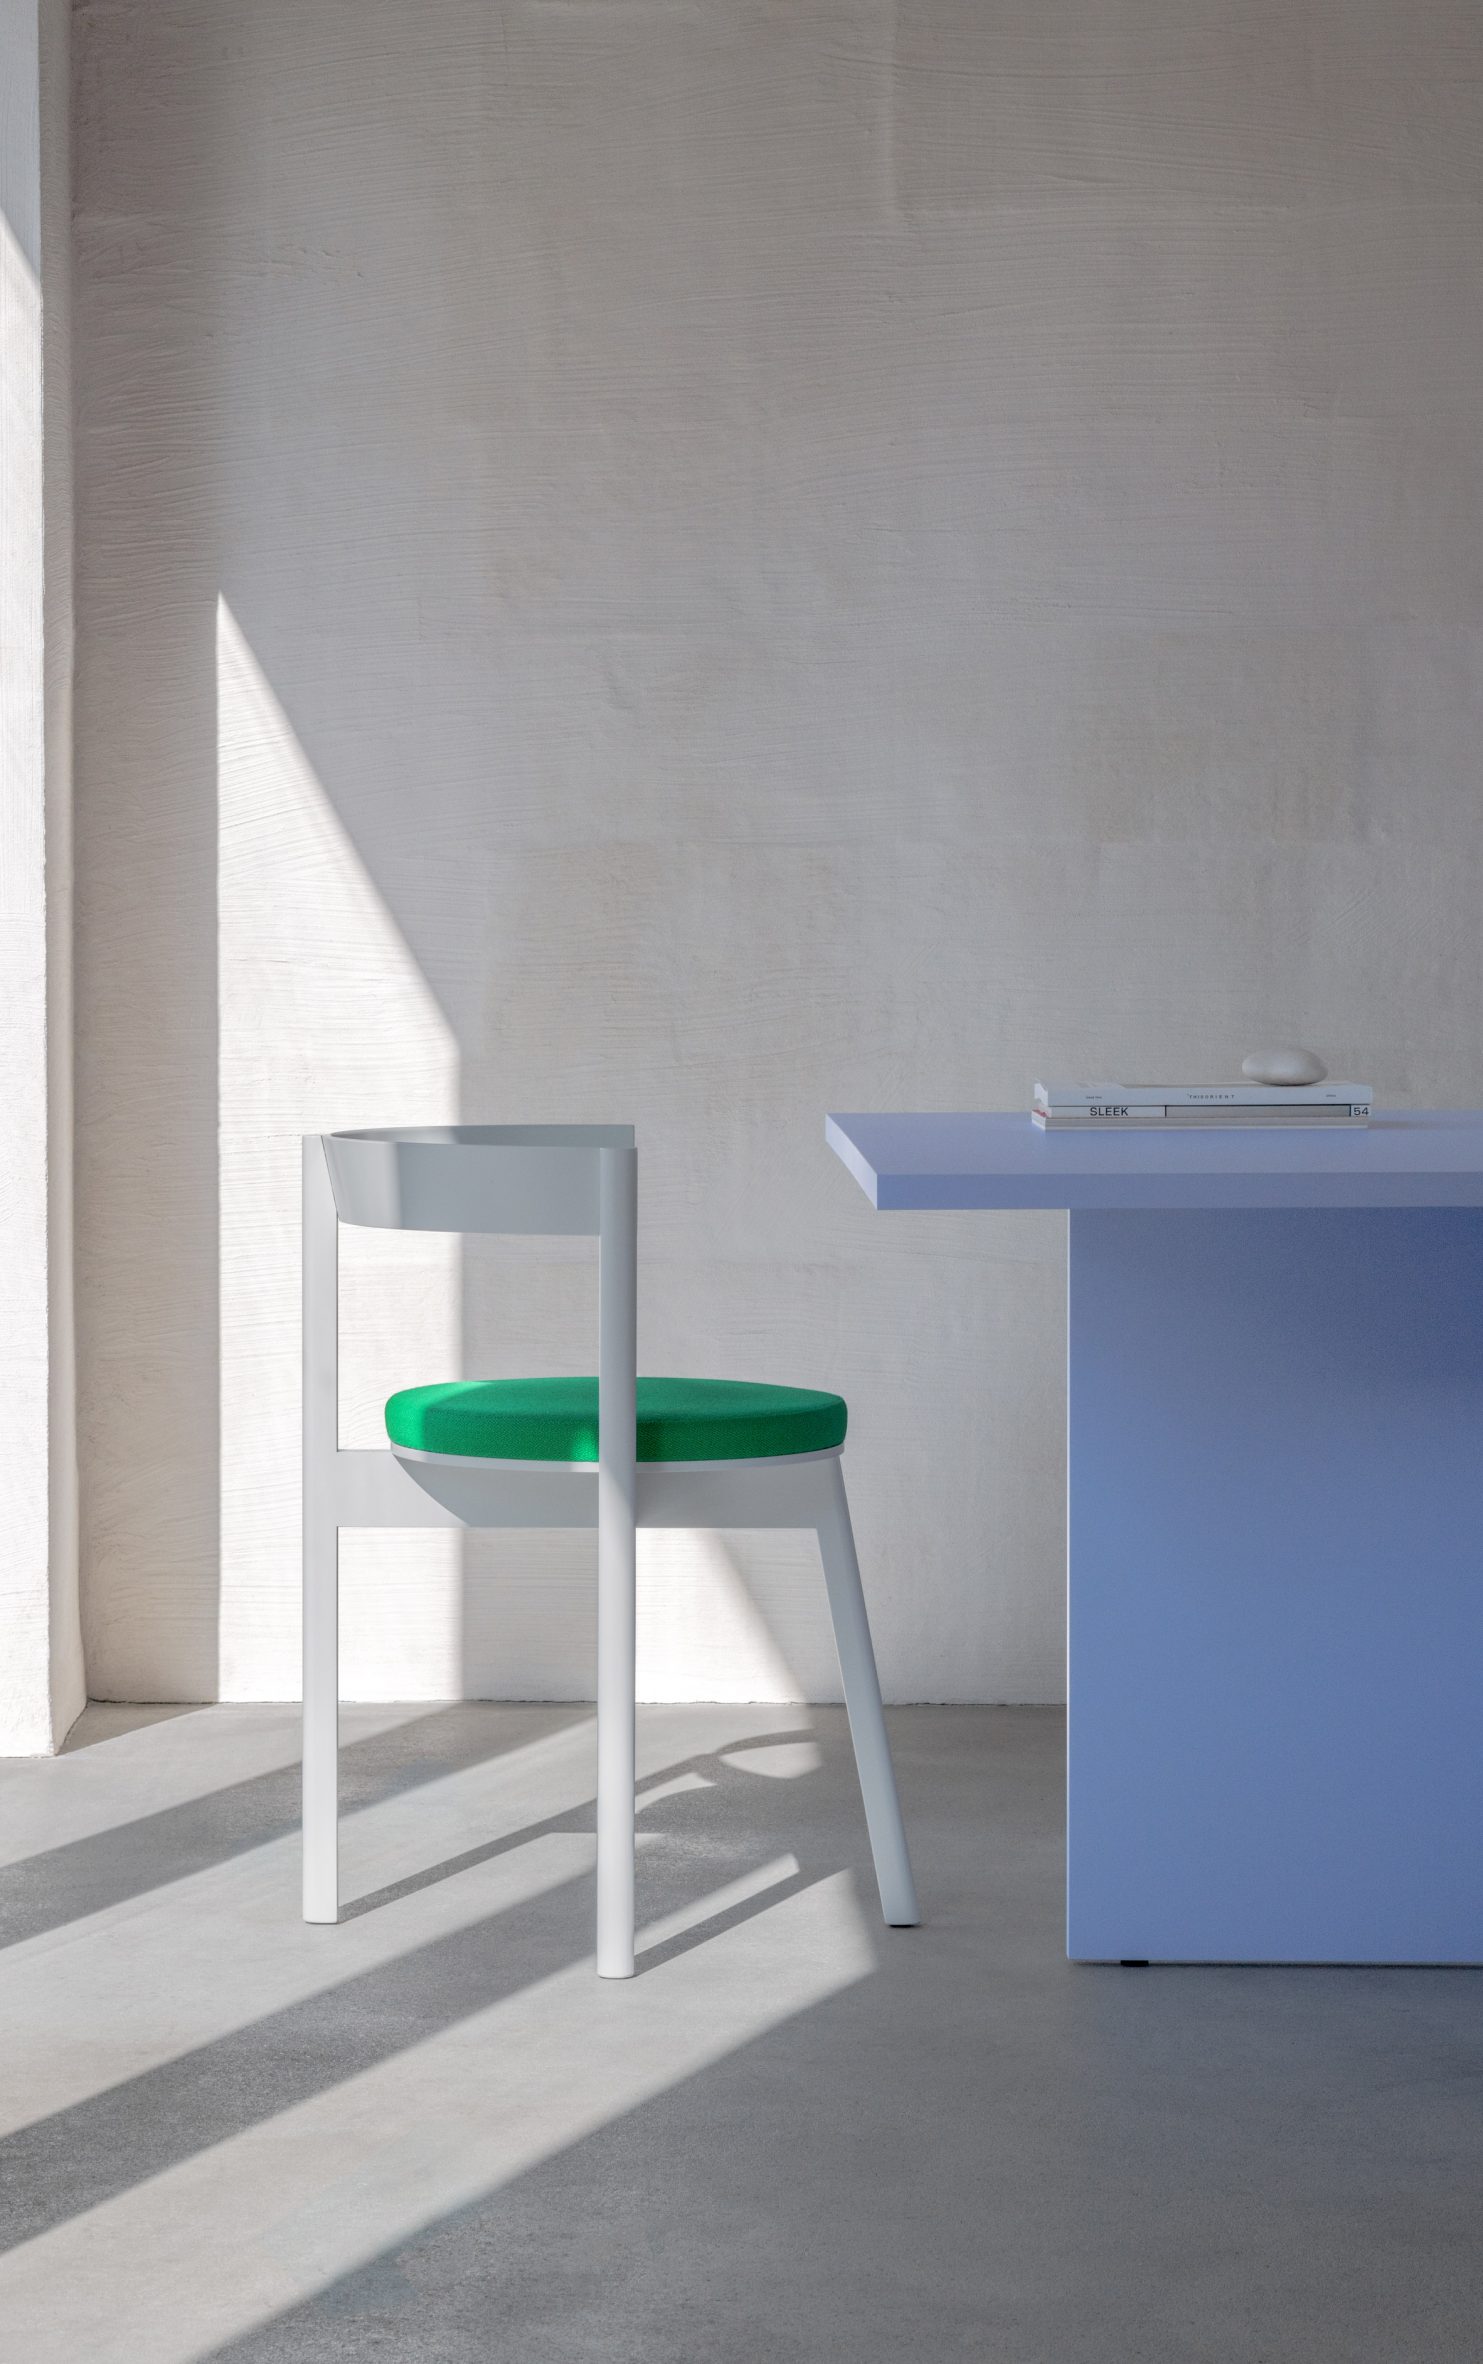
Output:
385,1374,847,1464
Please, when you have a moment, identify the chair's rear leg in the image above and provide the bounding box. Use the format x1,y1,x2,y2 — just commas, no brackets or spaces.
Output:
303,1517,339,1923
816,1461,920,1927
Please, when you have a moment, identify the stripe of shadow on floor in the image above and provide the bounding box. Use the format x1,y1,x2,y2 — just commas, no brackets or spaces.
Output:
0,1853,582,2253
335,1737,816,1923
0,1779,832,2254
0,1706,588,1955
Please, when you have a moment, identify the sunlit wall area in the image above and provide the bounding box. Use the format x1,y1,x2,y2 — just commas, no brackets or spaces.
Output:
216,601,463,1700
71,0,1483,1708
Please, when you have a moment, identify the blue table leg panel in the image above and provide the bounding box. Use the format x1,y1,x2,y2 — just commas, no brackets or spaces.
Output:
1067,1209,1483,1964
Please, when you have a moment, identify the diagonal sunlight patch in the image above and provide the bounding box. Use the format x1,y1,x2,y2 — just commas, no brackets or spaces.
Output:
721,1739,824,1779
0,1704,427,1874
0,1716,602,2139
637,1528,802,1700
635,1767,713,1812
0,1869,874,2361
635,1851,800,1954
216,600,461,1703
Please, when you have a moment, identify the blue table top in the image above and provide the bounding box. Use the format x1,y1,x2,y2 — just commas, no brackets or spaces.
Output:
826,1109,1483,1211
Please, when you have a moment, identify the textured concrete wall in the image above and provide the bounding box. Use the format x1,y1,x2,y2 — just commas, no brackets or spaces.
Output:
73,1,1483,1705
1,0,81,1752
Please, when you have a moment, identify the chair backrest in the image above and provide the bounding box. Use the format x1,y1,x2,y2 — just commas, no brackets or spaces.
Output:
304,1125,637,1510
321,1124,634,1236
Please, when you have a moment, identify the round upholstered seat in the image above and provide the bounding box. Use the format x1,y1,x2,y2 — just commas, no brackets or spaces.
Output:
385,1374,847,1464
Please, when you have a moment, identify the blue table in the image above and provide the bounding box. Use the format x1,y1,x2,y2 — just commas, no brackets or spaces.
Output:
827,1111,1483,1963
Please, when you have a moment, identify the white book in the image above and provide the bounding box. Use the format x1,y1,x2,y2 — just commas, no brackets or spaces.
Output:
1032,1105,1369,1130
1034,1079,1372,1112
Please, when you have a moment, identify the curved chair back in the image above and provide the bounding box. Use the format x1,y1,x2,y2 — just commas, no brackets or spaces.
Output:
322,1124,634,1236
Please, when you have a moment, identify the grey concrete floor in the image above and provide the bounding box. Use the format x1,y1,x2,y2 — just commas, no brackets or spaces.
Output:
1,1703,1480,2362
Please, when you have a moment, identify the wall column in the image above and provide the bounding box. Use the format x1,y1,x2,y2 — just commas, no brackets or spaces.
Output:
0,0,81,1753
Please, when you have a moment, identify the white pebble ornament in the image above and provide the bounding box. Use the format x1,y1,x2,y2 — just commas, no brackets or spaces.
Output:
1241,1047,1327,1086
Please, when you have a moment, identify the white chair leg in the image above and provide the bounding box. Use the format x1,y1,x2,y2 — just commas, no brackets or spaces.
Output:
816,1460,920,1927
596,1143,638,1977
302,1135,341,1925
596,1512,636,1976
302,1516,339,1923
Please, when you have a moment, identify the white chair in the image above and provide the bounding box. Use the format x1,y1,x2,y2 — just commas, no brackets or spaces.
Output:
303,1124,918,1977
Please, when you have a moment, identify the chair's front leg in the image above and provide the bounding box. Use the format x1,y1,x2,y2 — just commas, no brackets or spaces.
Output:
816,1461,921,1927
302,1516,339,1923
596,1141,638,1977
596,1506,636,1976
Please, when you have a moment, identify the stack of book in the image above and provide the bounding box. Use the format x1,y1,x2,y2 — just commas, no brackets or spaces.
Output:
1032,1081,1372,1130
